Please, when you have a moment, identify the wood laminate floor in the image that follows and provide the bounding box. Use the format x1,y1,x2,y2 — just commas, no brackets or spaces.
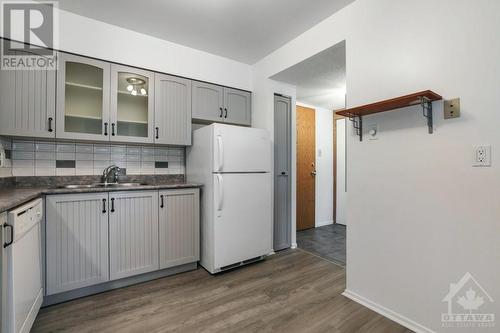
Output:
297,224,346,266
32,250,411,333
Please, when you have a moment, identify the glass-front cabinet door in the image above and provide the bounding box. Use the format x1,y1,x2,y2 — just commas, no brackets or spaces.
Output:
110,65,155,143
56,53,110,140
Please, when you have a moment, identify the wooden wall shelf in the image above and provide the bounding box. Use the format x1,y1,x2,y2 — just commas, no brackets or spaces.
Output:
336,90,442,141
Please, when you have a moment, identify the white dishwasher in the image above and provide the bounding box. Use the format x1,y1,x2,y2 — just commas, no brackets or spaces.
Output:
3,198,43,333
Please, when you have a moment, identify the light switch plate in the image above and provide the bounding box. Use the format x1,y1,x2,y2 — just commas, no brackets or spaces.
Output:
444,98,460,119
473,145,491,167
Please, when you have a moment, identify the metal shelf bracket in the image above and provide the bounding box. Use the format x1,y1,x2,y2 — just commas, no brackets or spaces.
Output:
421,97,433,134
347,113,363,141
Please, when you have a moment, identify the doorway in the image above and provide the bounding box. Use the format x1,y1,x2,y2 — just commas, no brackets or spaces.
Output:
269,40,347,266
273,94,292,251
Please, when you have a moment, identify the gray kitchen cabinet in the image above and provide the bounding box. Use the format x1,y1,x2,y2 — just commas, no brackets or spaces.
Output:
223,88,251,126
108,191,159,280
110,64,155,143
45,193,109,295
56,53,111,141
192,81,224,122
192,81,251,126
0,48,56,138
154,74,192,145
158,188,200,269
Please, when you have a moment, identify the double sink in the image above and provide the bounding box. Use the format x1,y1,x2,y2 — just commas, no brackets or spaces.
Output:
58,182,147,189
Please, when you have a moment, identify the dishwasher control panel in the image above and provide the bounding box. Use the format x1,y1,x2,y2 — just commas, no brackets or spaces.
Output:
7,198,43,242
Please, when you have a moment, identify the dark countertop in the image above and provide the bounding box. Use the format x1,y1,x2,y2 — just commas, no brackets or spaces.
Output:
0,183,203,214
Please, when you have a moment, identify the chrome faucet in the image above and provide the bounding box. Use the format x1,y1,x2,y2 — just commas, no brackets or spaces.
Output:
102,165,121,184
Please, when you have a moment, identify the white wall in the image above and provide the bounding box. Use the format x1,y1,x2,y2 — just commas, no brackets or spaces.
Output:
296,102,334,228
335,118,346,225
1,8,252,91
253,0,500,332
314,106,334,227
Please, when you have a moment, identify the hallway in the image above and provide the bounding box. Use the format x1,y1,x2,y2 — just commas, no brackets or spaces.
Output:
297,224,346,266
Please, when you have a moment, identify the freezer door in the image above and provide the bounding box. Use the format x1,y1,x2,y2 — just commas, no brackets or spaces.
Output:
213,173,272,269
213,124,270,173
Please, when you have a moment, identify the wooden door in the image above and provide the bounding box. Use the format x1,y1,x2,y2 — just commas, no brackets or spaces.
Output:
0,48,56,138
154,73,192,145
192,81,224,122
158,189,200,269
109,191,159,280
223,88,251,126
46,193,109,295
296,105,316,231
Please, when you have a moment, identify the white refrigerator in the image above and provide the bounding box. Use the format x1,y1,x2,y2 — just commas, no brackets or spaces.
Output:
187,123,272,274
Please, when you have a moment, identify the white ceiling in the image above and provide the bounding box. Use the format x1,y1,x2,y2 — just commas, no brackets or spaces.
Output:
56,0,355,64
271,41,346,110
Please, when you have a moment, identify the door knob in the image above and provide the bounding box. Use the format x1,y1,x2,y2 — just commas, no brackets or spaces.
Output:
311,170,316,176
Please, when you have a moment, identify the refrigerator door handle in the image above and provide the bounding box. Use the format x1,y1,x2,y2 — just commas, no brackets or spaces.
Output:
217,135,224,171
217,174,224,211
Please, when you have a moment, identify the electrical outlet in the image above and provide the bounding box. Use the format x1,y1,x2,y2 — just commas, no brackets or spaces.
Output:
444,98,460,119
473,145,491,167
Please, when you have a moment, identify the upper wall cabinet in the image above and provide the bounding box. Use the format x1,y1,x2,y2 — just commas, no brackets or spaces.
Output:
192,81,251,126
0,48,56,138
110,65,155,143
56,53,111,141
155,74,192,145
224,88,251,126
191,81,224,123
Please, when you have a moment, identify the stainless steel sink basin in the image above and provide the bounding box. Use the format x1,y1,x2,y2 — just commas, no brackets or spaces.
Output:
58,184,95,189
58,182,147,189
94,182,147,187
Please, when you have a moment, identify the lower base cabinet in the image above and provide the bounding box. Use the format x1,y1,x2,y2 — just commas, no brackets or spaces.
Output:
45,188,200,298
46,193,109,295
109,191,159,280
159,189,200,269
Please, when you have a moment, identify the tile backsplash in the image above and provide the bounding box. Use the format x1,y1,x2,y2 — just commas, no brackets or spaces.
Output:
6,139,185,177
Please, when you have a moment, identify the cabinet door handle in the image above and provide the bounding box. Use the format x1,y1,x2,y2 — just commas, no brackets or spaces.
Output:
160,194,164,208
219,107,223,118
3,224,13,248
104,123,108,136
156,127,159,139
102,198,107,213
110,198,115,212
224,108,228,118
48,117,53,132
111,123,116,136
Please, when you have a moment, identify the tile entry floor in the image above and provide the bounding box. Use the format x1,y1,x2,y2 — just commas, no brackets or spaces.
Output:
32,249,411,333
297,224,346,266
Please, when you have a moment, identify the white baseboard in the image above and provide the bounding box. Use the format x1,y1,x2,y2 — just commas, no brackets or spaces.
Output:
315,220,334,227
291,243,297,249
342,289,435,333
